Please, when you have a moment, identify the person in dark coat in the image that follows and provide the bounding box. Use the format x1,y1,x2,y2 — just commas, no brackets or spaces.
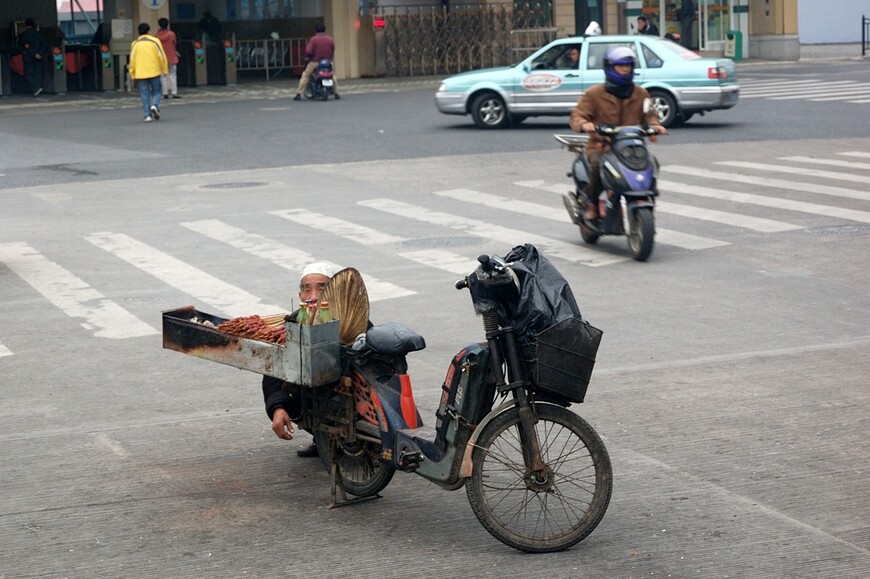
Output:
18,18,48,96
678,0,695,49
637,15,660,36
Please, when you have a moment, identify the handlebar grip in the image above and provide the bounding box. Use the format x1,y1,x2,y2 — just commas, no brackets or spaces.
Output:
455,278,468,290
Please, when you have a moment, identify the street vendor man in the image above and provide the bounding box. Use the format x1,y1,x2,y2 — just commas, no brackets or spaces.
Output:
262,262,334,457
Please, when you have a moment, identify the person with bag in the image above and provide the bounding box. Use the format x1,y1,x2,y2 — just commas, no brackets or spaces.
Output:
129,22,168,123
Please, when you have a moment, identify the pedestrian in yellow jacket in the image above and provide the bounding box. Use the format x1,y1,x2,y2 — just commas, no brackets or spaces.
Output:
129,23,168,123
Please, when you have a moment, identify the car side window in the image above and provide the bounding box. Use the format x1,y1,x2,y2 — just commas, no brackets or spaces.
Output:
642,44,663,68
557,45,582,70
587,42,637,70
531,45,574,71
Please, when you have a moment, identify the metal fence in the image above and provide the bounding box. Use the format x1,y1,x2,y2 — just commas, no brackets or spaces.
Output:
234,37,306,80
376,1,553,77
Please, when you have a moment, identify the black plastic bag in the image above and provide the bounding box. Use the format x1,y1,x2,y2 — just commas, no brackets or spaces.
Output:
504,244,582,346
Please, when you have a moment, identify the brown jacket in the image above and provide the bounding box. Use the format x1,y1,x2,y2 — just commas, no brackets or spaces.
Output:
569,84,659,151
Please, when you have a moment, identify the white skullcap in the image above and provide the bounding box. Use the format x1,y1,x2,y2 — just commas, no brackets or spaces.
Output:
300,262,334,283
585,21,602,36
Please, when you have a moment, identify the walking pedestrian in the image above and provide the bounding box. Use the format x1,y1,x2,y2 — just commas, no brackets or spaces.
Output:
18,18,48,96
155,18,180,99
129,23,168,123
678,0,695,50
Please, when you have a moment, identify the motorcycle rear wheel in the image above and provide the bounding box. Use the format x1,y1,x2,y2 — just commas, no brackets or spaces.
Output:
313,429,395,498
466,404,612,553
628,207,655,262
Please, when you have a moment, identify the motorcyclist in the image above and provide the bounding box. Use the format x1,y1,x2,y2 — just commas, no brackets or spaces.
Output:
569,46,666,220
293,24,340,101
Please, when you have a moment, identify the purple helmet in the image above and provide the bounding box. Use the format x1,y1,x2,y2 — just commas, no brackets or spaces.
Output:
604,46,636,87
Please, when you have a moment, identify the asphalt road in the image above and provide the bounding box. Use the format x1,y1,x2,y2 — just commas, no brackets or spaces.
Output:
1,60,869,577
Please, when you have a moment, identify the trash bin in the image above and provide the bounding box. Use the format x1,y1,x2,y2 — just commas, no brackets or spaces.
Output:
724,30,743,61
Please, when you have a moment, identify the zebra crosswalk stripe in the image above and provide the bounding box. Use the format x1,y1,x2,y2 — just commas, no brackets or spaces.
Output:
0,241,158,339
655,201,800,232
660,180,870,224
270,208,407,244
359,197,628,266
778,156,870,171
0,341,12,357
716,161,870,186
435,188,729,250
840,151,870,159
666,165,870,203
397,249,480,275
182,218,415,302
513,181,797,233
85,231,284,317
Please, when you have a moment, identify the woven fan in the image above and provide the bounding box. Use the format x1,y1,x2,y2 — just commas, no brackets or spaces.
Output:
320,267,370,345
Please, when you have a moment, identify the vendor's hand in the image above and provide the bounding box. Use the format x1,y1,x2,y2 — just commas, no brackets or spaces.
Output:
271,408,295,440
652,124,668,136
581,121,595,133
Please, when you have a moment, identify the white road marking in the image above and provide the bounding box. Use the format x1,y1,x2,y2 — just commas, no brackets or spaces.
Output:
656,201,800,232
0,342,13,357
84,232,283,317
397,249,480,275
778,156,870,171
839,151,870,159
181,219,414,302
660,180,870,224
0,242,158,339
514,179,572,194
359,198,628,266
271,209,407,244
716,161,870,186
514,181,798,233
666,165,870,202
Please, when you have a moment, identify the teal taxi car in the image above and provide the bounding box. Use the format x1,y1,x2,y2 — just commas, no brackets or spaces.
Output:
434,34,739,129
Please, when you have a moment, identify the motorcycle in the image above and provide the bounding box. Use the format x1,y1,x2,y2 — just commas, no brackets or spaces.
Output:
304,245,611,552
163,245,612,552
555,125,661,262
304,59,335,101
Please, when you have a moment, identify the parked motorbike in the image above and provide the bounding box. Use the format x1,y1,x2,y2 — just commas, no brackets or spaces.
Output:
164,246,612,552
299,245,612,553
555,125,661,262
304,59,335,101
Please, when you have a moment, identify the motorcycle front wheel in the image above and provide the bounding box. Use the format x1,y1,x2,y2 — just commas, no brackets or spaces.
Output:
466,404,612,553
628,207,655,262
313,429,395,498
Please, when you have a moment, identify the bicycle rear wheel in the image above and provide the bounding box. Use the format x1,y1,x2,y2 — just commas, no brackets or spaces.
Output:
466,404,612,552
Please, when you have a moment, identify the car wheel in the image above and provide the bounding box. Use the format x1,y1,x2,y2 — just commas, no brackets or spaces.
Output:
471,93,509,129
649,90,678,128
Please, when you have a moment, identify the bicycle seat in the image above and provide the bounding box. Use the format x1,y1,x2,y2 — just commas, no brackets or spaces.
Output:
365,323,426,356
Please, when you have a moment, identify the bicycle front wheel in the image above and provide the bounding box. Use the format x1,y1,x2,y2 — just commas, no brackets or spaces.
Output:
466,404,612,552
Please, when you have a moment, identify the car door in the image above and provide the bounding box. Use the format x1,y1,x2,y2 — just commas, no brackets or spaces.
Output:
511,42,585,114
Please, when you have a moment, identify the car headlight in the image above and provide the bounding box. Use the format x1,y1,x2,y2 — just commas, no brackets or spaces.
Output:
437,83,447,92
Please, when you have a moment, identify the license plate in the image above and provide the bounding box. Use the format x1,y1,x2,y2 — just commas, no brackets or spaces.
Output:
322,79,334,87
